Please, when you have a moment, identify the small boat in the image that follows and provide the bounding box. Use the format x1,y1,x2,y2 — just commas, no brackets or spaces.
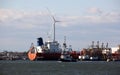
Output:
59,41,77,62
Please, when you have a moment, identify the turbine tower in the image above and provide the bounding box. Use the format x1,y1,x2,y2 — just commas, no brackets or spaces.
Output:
47,8,61,42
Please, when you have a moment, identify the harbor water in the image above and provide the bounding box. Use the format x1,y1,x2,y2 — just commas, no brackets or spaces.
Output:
0,60,120,75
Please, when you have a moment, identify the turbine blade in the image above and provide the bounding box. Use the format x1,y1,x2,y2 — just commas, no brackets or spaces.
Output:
46,8,56,22
52,16,56,22
46,8,61,23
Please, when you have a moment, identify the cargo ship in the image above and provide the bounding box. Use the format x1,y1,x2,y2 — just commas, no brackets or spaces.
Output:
27,35,78,61
28,37,62,60
27,15,78,61
28,17,63,60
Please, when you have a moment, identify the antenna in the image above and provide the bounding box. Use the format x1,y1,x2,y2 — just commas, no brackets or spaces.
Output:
63,36,67,49
46,8,61,42
64,36,66,43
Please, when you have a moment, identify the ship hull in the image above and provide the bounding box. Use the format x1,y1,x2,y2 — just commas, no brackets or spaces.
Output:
36,53,61,60
28,51,80,61
28,51,61,61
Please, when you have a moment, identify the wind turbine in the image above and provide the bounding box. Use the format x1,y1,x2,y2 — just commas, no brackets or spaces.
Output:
46,8,61,42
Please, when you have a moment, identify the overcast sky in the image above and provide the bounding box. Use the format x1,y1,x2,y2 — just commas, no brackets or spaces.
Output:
0,0,120,52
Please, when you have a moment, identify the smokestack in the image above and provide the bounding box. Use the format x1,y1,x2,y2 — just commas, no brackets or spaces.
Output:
37,37,44,46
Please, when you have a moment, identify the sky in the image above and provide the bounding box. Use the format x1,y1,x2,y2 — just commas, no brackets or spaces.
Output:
0,0,120,52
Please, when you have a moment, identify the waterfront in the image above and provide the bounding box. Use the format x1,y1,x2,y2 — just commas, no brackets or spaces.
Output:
0,60,120,75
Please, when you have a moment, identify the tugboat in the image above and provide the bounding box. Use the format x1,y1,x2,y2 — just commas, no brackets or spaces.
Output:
59,36,77,62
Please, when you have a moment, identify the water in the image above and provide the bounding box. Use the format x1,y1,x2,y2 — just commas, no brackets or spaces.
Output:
0,60,120,75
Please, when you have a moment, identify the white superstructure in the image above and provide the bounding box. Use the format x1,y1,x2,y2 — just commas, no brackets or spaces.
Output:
111,47,119,53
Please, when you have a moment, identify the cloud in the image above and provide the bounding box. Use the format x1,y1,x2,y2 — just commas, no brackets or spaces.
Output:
105,12,120,22
0,8,120,34
0,9,25,22
56,11,120,27
87,7,102,14
0,9,51,30
86,7,120,23
0,8,120,28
